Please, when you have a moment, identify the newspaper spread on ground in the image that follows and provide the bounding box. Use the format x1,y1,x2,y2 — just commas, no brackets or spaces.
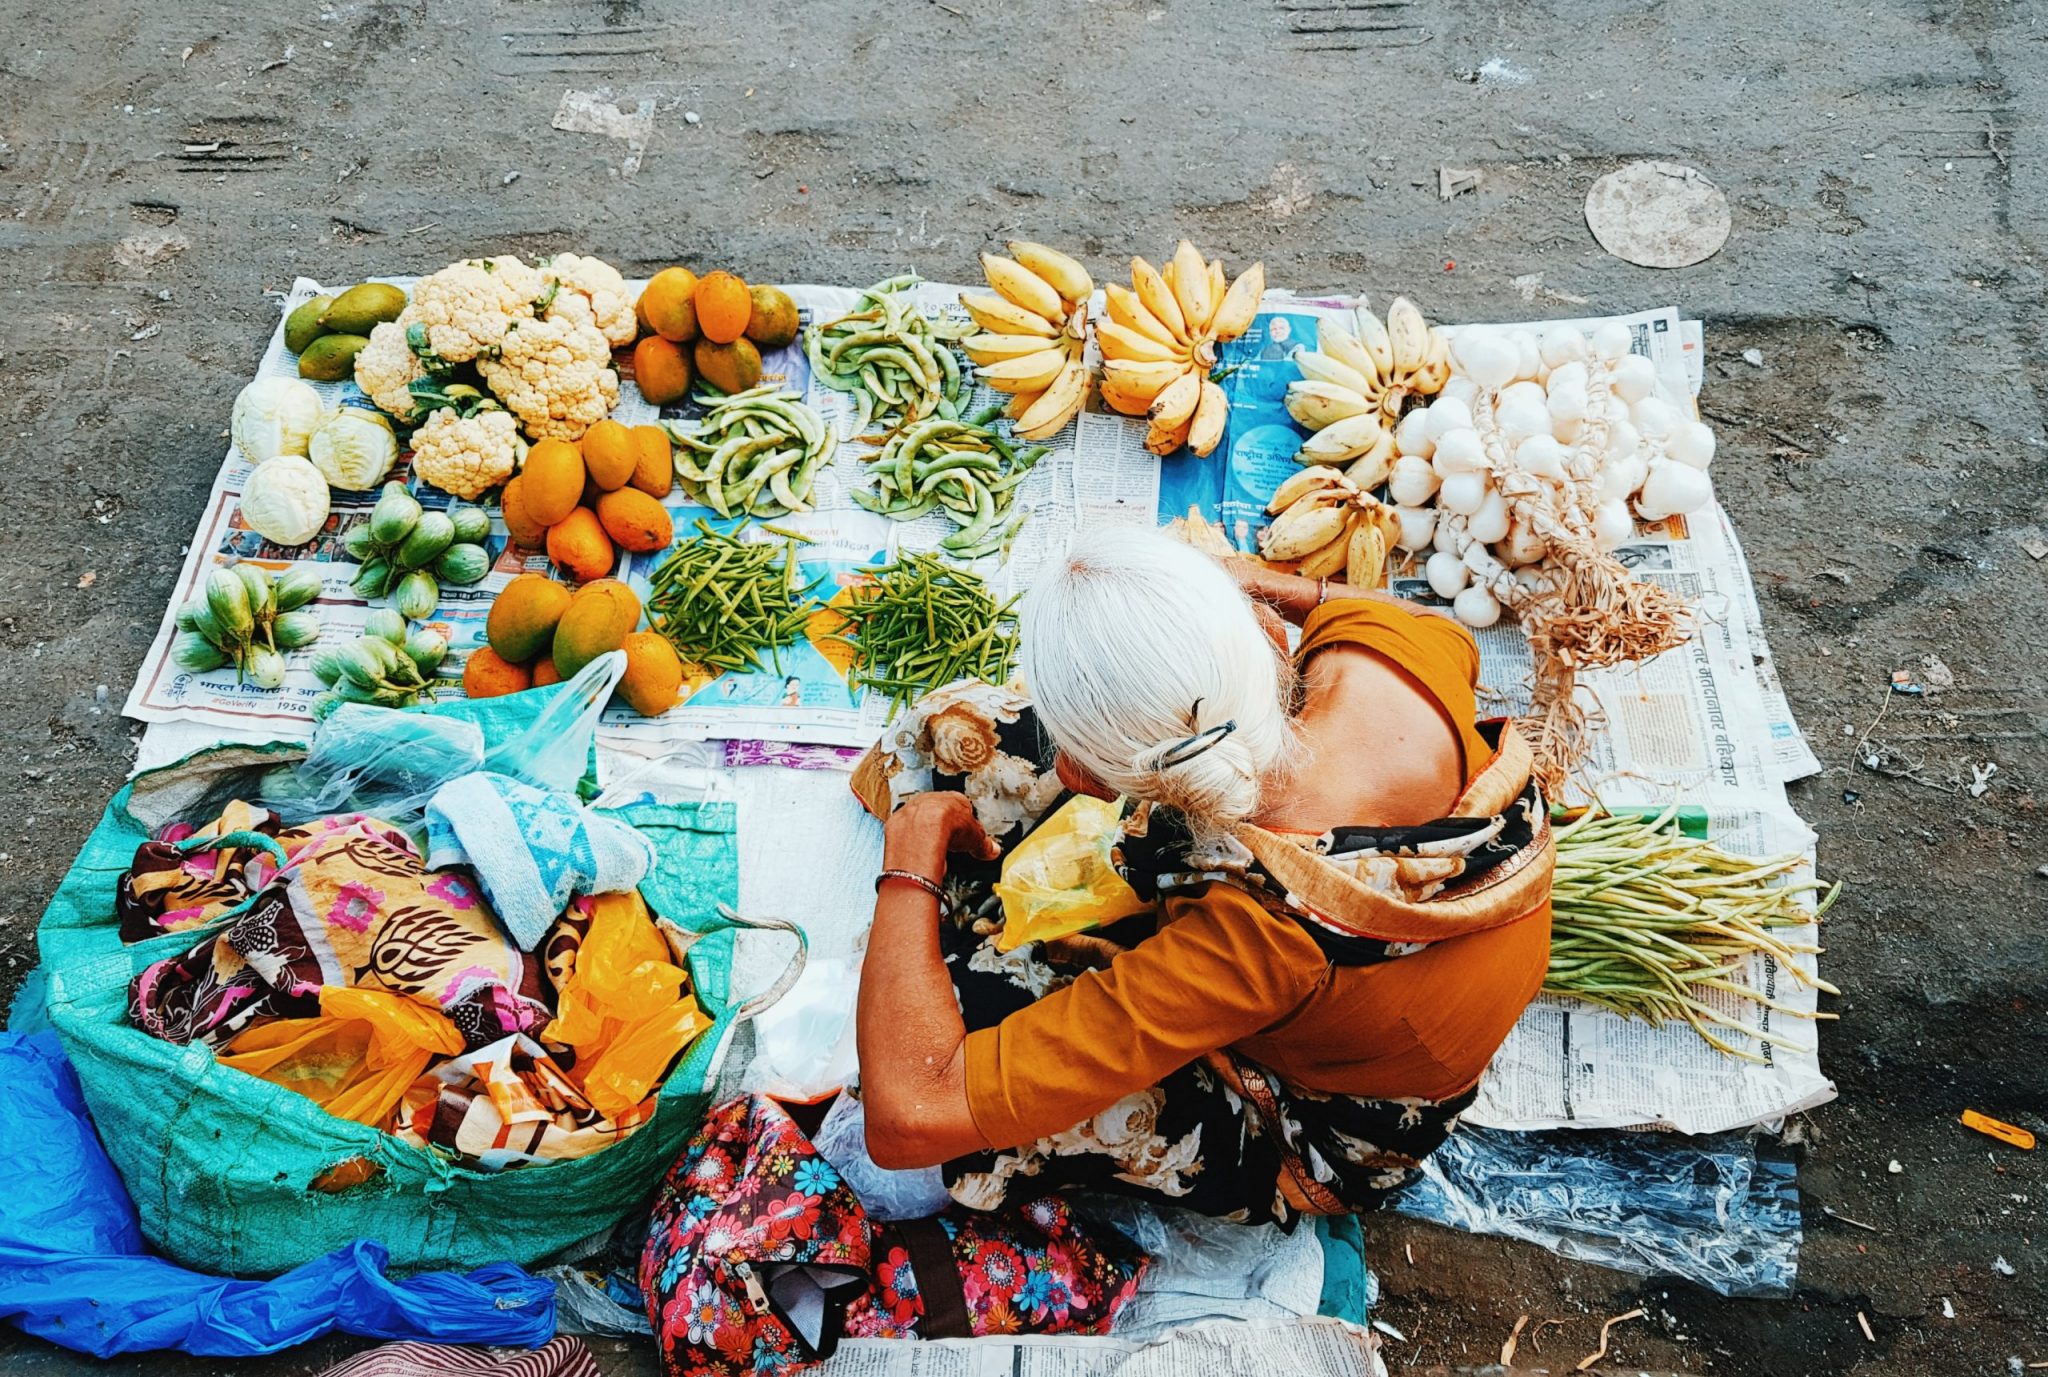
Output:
818,1317,1379,1377
125,283,1830,1135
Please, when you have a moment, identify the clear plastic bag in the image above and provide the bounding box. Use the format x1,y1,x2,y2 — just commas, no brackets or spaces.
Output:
1391,1124,1801,1298
254,652,625,828
992,794,1151,952
810,1093,952,1222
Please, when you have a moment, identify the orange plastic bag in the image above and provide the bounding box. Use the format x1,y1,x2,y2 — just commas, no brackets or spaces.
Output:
217,987,464,1127
543,891,713,1122
993,794,1152,952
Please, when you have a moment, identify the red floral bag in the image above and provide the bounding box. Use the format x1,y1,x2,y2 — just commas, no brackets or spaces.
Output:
640,1095,1148,1376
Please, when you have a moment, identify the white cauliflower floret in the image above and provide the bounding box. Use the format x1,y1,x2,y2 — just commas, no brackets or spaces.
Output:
408,256,547,363
477,315,619,441
353,318,426,420
543,253,637,347
407,408,521,499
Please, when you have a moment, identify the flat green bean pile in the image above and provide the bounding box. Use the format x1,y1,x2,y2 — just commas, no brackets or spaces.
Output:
851,404,1048,560
668,386,836,520
1545,805,1842,1062
804,274,969,432
646,521,821,675
827,552,1020,717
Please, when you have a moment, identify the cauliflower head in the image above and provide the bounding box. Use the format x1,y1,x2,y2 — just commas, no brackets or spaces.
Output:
477,315,620,441
409,408,521,498
543,253,637,347
408,256,547,363
354,319,426,420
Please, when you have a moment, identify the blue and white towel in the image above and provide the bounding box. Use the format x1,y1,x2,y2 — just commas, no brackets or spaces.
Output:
425,772,654,950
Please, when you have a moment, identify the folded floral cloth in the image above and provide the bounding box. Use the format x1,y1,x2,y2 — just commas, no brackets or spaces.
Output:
392,1033,658,1169
128,809,552,1050
425,773,654,951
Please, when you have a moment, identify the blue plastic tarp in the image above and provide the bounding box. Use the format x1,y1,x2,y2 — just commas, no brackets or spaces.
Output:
0,1030,557,1358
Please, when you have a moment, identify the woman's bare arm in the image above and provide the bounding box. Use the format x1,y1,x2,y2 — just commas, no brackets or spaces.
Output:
856,791,997,1170
1226,558,1448,623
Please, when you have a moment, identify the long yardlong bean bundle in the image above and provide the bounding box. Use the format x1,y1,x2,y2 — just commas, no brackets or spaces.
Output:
827,552,1019,718
646,521,820,675
1545,805,1841,1062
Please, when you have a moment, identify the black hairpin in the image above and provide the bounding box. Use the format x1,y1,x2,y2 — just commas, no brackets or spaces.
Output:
1155,719,1237,769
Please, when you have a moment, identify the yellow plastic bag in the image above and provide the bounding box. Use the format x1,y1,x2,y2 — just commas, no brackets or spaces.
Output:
542,891,714,1122
993,794,1152,952
217,987,464,1127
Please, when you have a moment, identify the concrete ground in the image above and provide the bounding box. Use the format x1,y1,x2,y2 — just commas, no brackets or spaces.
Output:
2,1,2044,1372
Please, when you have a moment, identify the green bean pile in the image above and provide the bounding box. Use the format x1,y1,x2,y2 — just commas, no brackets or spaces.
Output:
669,386,836,519
1545,805,1842,1062
804,274,969,432
646,521,821,675
851,405,1048,560
826,552,1020,717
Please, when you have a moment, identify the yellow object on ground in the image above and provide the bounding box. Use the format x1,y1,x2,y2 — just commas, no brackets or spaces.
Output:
218,987,465,1127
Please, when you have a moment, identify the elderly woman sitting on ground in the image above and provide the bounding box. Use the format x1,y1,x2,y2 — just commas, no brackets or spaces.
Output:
856,526,1553,1223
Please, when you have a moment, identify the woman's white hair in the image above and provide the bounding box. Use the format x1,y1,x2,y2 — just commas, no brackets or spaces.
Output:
1022,526,1296,836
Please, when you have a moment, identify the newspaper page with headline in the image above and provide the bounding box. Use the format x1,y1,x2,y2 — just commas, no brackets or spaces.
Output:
817,1317,1378,1377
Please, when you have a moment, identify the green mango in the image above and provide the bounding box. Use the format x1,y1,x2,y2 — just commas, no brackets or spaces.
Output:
298,333,369,382
285,295,335,354
322,282,408,335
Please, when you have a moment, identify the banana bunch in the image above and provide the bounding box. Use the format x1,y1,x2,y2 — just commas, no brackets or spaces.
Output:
960,242,1095,442
1285,302,1450,481
1257,465,1400,588
1100,240,1265,458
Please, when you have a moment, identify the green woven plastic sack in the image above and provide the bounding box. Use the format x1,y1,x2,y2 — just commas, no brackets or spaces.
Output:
36,682,784,1277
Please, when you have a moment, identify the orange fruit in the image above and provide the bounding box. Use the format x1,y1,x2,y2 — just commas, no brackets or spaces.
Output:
617,631,685,715
639,267,701,343
628,424,673,498
546,507,616,584
694,271,751,344
499,474,550,549
462,646,532,700
693,337,762,395
581,418,636,491
744,285,800,349
531,654,562,687
632,335,693,407
520,438,586,527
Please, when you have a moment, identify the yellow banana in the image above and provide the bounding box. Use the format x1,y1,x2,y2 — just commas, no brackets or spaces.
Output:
1170,240,1213,335
1098,372,1159,416
1317,317,1384,393
1342,430,1397,489
1096,320,1180,364
980,253,1065,323
1414,329,1452,393
1268,464,1349,513
1206,259,1227,322
1187,379,1228,458
1292,348,1376,397
1354,307,1395,375
1208,262,1265,340
1285,381,1377,431
1007,240,1093,305
1102,282,1181,350
959,292,1060,338
1261,496,1351,561
1014,359,1090,440
1297,411,1387,464
1130,257,1189,342
962,332,1063,365
1296,526,1354,580
1387,296,1429,374
1101,358,1188,403
975,347,1072,394
1345,512,1389,588
1148,370,1202,430
1144,413,1194,457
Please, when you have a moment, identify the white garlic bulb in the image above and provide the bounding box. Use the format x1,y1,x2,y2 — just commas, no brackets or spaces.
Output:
1453,585,1502,628
1592,321,1634,361
1611,353,1659,404
1600,453,1648,502
1667,420,1716,469
1425,549,1471,598
1495,393,1551,440
1388,455,1440,506
1395,408,1434,458
1460,333,1519,391
1540,326,1588,368
1500,516,1548,566
1511,331,1544,383
1439,376,1480,408
1592,499,1635,550
1515,435,1566,481
1438,469,1490,515
1424,396,1474,438
1393,505,1437,552
1632,395,1677,440
1431,427,1486,475
1467,489,1511,544
1635,458,1712,520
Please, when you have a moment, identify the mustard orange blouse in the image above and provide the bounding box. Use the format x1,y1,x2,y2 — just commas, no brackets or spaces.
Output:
962,599,1552,1152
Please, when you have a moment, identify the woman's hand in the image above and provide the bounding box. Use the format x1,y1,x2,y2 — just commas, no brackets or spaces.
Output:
882,791,999,882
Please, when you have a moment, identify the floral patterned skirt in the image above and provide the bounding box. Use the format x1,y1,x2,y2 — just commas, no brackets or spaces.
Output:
938,921,1473,1227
